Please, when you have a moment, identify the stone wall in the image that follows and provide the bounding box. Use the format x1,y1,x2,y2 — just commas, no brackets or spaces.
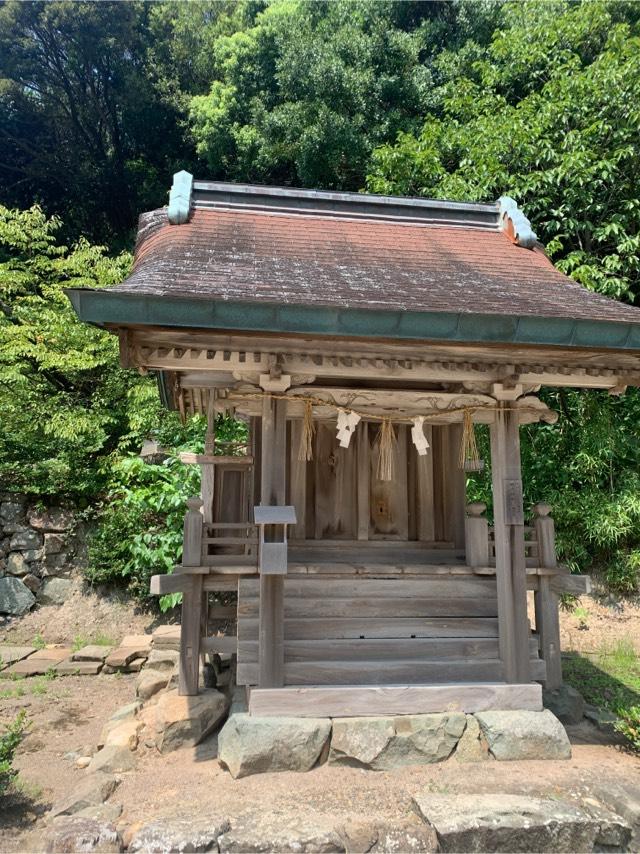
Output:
0,494,86,615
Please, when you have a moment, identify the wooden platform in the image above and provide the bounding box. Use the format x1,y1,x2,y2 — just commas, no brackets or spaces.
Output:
248,682,543,717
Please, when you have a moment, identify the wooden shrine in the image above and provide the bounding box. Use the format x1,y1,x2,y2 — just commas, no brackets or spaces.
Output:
67,174,640,717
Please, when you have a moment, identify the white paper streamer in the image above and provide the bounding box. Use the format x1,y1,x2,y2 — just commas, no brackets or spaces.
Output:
336,409,361,448
411,415,430,456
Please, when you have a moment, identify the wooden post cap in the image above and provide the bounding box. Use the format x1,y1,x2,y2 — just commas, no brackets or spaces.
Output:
466,502,487,517
186,496,204,511
532,502,552,517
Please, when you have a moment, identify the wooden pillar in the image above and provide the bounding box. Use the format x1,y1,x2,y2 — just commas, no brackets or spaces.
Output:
465,502,489,568
447,423,466,551
289,420,306,539
179,497,204,696
490,403,530,683
356,422,370,540
533,503,562,689
201,389,216,524
258,395,285,688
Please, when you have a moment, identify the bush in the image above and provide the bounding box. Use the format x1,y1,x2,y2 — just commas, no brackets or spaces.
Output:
615,706,640,753
0,711,27,796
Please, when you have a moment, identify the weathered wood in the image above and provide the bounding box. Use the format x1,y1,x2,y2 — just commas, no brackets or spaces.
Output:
201,635,238,654
356,422,370,540
182,498,204,566
202,577,240,592
238,596,498,619
533,504,562,689
416,425,435,542
370,423,408,540
238,657,546,687
238,636,540,663
446,423,466,550
239,616,500,641
240,576,498,599
179,574,203,696
150,573,186,595
314,422,357,539
465,503,489,568
490,403,530,683
248,682,543,717
550,574,591,596
289,420,307,539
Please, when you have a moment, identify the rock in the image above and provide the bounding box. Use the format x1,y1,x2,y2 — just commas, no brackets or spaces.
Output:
155,688,229,754
0,644,36,667
104,719,144,752
328,714,466,770
50,772,119,818
75,802,123,824
370,819,439,853
76,757,92,769
73,645,113,663
136,669,169,701
0,576,36,614
39,576,75,605
125,657,147,673
22,573,41,592
584,703,619,733
152,625,181,650
475,710,571,761
454,715,489,763
590,781,640,831
44,532,66,555
9,529,43,551
412,793,600,853
87,744,136,774
128,816,230,853
29,507,74,531
121,634,153,654
543,684,585,725
22,548,43,562
580,799,632,849
0,499,25,530
218,714,331,778
55,659,103,676
6,552,28,576
98,704,142,748
218,813,344,852
44,817,122,853
106,638,151,669
41,552,71,575
145,648,179,672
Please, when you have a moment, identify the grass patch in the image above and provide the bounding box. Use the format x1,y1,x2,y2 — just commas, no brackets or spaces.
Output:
0,683,26,700
31,634,46,650
71,633,116,652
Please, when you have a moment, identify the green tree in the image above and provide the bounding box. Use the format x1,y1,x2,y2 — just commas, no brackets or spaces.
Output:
0,204,165,498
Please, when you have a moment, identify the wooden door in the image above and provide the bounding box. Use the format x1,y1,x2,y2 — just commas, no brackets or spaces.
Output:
369,424,409,540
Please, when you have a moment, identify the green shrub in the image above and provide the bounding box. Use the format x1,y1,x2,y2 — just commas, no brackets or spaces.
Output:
0,711,27,796
615,706,640,753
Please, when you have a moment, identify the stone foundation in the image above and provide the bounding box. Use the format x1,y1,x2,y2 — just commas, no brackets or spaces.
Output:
218,707,572,778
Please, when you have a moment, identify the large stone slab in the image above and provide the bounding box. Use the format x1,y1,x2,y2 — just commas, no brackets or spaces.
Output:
0,576,36,614
475,709,571,761
87,744,136,774
339,818,438,853
136,669,169,701
128,816,230,853
218,714,331,778
413,793,600,853
155,688,229,754
54,659,103,676
73,645,113,663
543,684,585,725
50,772,119,818
328,713,466,770
8,646,71,675
44,817,122,853
218,813,344,853
0,645,36,668
152,625,181,649
39,576,75,604
29,507,74,531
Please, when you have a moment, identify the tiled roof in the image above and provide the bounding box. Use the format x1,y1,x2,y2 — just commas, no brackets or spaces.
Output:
112,205,640,326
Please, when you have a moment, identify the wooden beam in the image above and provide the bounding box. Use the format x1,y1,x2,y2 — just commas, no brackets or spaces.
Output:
248,683,543,717
490,403,530,683
356,422,370,540
179,574,203,696
289,420,306,539
446,423,466,550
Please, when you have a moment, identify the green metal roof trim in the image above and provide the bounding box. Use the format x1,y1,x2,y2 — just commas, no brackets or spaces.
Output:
65,288,640,351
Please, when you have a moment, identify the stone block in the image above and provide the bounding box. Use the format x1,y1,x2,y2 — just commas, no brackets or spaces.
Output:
155,688,229,754
44,532,66,555
50,772,119,818
39,577,75,604
135,669,169,701
21,548,43,562
124,657,147,673
44,817,122,853
87,744,136,774
413,793,601,853
328,713,466,770
120,634,152,653
475,709,571,761
103,719,144,751
543,684,585,725
145,648,179,671
453,714,489,763
218,713,331,778
72,645,113,663
22,573,41,592
128,817,230,853
0,645,37,668
218,813,343,853
31,645,72,660
0,576,36,614
28,507,74,531
98,703,142,749
152,625,181,649
0,500,25,529
6,552,29,576
55,659,103,676
9,529,42,551
41,552,71,574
